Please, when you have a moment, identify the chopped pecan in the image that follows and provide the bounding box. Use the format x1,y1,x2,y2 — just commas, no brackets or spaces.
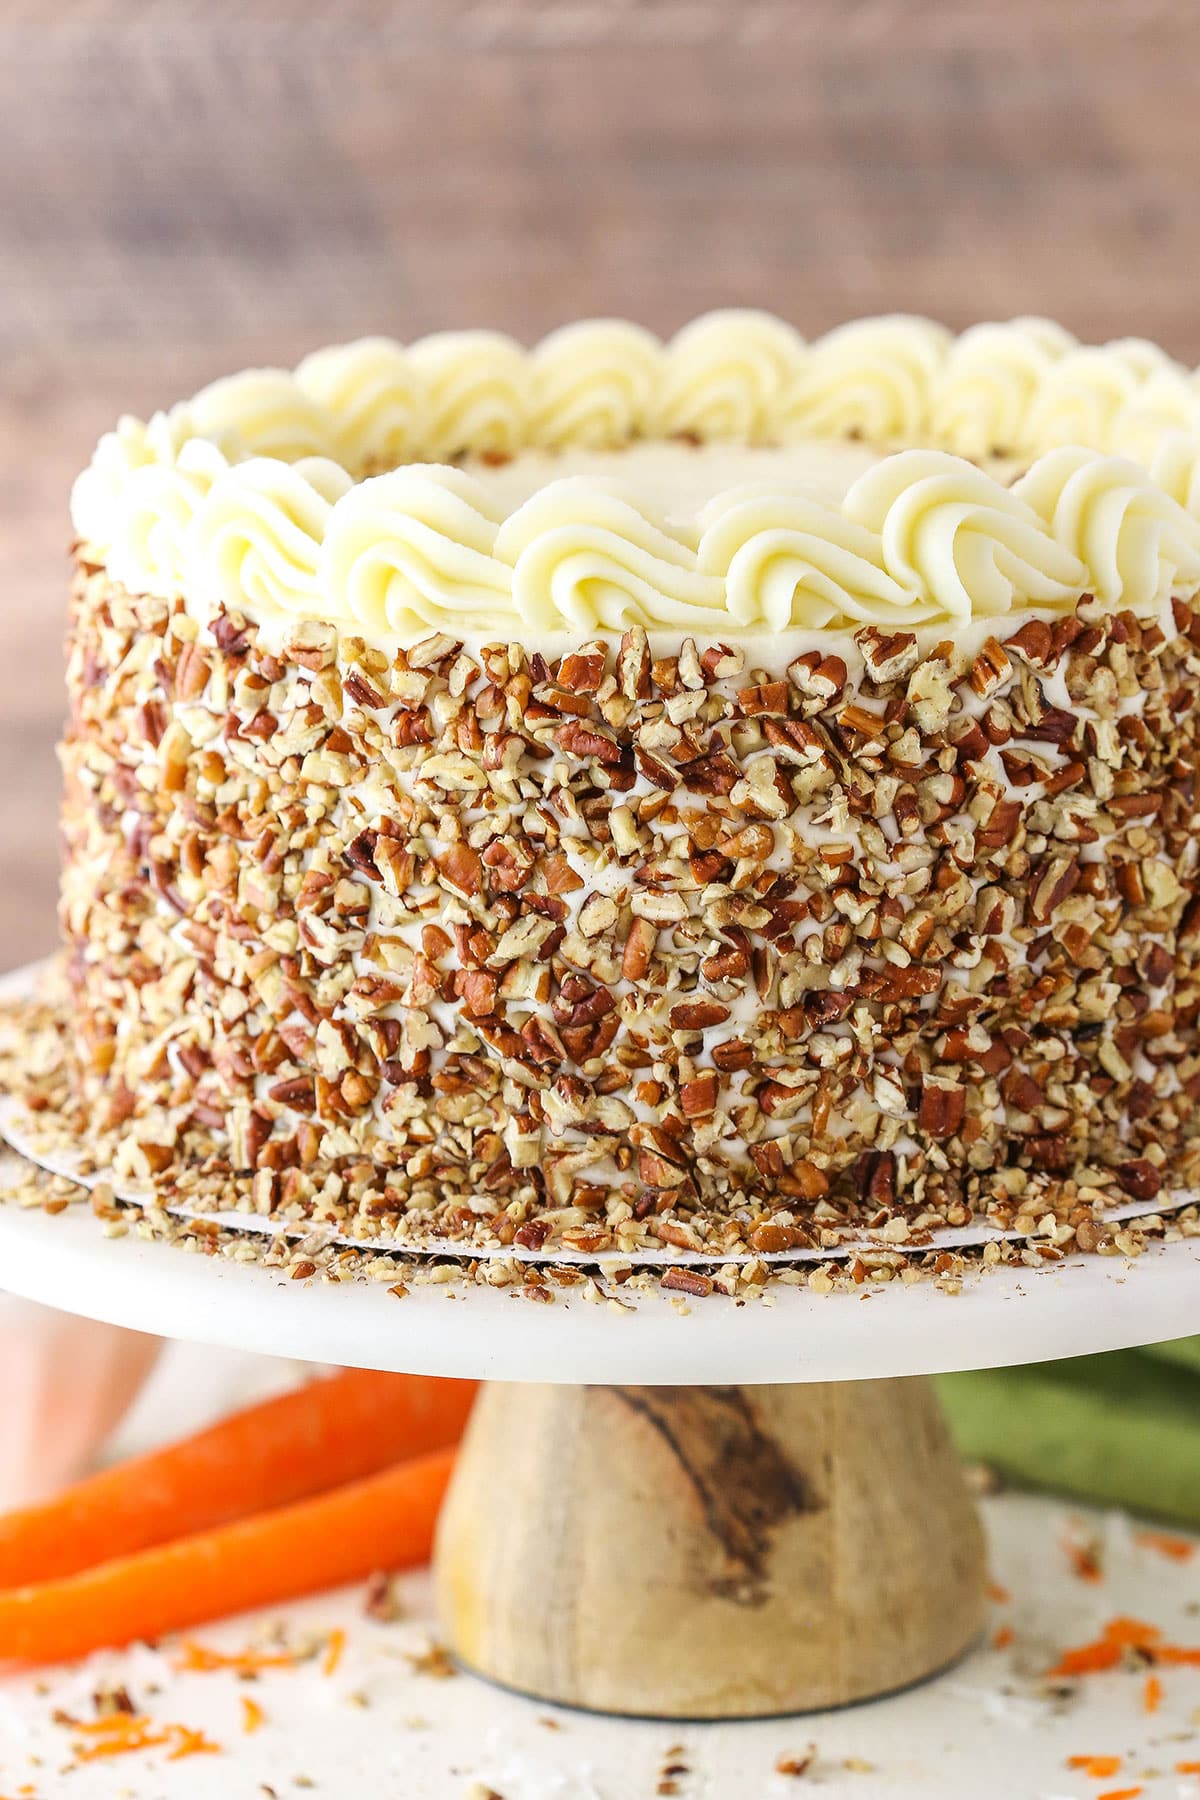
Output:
622,915,659,981
557,647,607,693
738,679,790,715
618,626,652,699
857,627,919,683
918,1078,966,1138
1004,618,1054,667
680,1071,719,1118
681,751,739,796
635,744,679,790
838,702,886,738
557,719,622,765
661,1268,714,1298
1021,705,1077,746
344,829,380,878
455,968,499,1017
344,669,387,709
669,1000,731,1031
433,841,483,897
174,642,211,700
854,1150,897,1206
976,797,1023,849
967,637,1011,698
1114,1158,1162,1202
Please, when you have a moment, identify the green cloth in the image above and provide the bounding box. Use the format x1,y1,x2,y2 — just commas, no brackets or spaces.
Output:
935,1338,1200,1527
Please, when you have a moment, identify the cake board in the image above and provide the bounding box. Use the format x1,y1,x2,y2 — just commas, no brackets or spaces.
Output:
1,1130,1197,1719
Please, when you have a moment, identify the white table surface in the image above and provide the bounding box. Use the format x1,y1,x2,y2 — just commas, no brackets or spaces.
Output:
1,1341,1198,1800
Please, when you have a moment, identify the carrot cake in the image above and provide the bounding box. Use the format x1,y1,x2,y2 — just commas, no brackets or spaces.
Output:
60,313,1200,1254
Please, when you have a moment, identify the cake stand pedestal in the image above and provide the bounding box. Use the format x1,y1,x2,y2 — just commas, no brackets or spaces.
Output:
437,1376,983,1716
0,1154,1196,1719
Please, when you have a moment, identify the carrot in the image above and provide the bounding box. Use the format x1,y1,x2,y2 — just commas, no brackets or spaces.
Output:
0,1447,453,1668
0,1370,475,1586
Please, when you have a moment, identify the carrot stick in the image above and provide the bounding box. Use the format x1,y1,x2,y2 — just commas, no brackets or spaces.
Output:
0,1446,454,1667
0,1370,475,1586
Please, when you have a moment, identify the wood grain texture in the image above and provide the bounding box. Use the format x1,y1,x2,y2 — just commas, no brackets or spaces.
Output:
4,2,1200,963
434,1376,986,1716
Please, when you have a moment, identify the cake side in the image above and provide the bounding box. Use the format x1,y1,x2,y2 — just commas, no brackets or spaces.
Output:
59,562,1200,1253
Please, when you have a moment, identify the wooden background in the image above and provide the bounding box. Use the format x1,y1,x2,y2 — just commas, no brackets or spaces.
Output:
4,0,1200,967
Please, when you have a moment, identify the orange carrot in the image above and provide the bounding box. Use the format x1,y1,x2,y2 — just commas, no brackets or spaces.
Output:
0,1371,475,1586
0,1447,453,1667
1143,1674,1164,1713
1067,1756,1123,1778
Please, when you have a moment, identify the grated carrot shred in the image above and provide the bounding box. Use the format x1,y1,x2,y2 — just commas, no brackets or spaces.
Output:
322,1627,347,1677
1096,1789,1142,1800
1049,1614,1200,1679
166,1726,221,1762
986,1579,1012,1604
992,1625,1014,1649
77,1726,166,1760
1067,1755,1123,1778
1051,1641,1122,1676
1102,1616,1163,1647
241,1696,265,1735
66,1711,222,1763
1135,1529,1196,1562
1176,1762,1200,1774
1143,1674,1164,1713
73,1713,150,1735
175,1639,299,1674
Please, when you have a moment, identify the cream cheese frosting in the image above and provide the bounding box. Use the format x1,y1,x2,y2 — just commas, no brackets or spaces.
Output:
71,312,1200,644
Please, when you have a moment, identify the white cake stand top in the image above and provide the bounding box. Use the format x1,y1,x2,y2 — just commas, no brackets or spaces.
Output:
0,1157,1195,1384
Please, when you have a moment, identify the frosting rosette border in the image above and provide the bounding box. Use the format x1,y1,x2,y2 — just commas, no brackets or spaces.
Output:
71,311,1200,641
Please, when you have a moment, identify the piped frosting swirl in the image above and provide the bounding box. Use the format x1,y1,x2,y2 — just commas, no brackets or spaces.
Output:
72,311,1200,643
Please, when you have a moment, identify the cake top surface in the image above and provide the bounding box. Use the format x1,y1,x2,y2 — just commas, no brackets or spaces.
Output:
71,311,1200,646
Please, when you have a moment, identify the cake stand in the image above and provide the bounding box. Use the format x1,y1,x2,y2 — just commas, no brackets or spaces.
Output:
1,1130,1197,1721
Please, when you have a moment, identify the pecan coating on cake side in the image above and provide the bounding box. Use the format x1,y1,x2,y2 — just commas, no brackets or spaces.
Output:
57,562,1200,1253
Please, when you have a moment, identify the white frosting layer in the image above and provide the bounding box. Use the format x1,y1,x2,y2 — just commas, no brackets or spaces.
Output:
462,439,890,519
71,312,1200,642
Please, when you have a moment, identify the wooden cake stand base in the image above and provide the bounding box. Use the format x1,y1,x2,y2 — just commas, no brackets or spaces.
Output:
435,1376,985,1717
